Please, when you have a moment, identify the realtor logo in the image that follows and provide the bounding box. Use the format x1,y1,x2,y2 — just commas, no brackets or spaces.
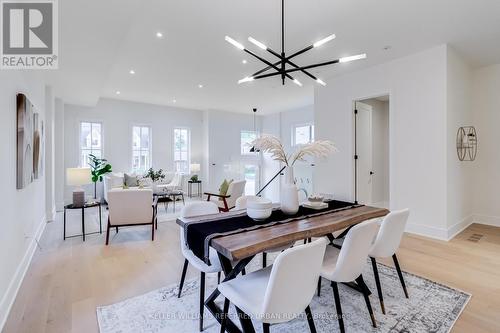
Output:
1,0,58,69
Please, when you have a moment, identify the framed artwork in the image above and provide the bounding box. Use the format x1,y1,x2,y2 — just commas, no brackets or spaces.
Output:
16,93,36,189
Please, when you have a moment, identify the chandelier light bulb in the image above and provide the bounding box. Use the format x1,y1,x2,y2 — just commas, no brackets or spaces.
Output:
248,37,268,50
313,34,336,48
339,53,367,63
316,78,326,86
238,76,255,84
225,36,244,50
293,79,303,87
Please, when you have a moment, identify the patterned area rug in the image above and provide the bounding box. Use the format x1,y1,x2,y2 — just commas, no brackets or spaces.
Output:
97,258,470,333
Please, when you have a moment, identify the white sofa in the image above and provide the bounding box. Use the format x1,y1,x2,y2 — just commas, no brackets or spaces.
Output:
103,171,183,203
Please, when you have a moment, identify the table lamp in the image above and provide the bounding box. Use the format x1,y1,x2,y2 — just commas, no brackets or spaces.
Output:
190,163,201,181
66,167,91,207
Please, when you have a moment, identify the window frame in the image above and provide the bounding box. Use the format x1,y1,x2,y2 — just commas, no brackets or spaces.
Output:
131,124,153,173
173,127,191,174
291,123,315,146
240,130,258,155
79,121,103,167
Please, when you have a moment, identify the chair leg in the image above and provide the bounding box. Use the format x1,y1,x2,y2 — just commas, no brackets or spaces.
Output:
220,298,230,333
262,252,267,268
242,268,246,276
356,275,377,328
199,272,205,332
116,226,118,233
317,277,321,297
304,305,317,333
218,271,221,284
105,219,111,245
178,259,188,298
151,222,155,241
393,254,409,298
262,323,270,333
370,257,385,314
331,282,345,333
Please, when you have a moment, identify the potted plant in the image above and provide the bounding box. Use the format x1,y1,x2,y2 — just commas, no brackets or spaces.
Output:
143,168,166,192
251,134,336,215
88,154,112,199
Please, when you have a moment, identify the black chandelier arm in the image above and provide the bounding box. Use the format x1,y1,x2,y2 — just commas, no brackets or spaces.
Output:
243,48,297,82
264,46,319,81
249,43,316,79
253,58,340,80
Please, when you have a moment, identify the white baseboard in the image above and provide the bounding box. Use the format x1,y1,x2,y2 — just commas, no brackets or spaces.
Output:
405,223,448,241
46,206,56,222
0,216,47,331
446,214,474,240
472,213,500,227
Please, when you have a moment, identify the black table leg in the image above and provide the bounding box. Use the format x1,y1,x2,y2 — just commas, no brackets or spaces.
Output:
99,204,102,234
205,255,255,333
81,207,86,242
63,208,66,240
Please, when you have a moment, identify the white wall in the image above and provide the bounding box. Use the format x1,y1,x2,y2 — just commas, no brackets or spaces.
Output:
446,47,474,237
472,64,500,226
0,72,48,329
359,98,390,206
54,98,65,210
63,98,204,202
314,45,449,239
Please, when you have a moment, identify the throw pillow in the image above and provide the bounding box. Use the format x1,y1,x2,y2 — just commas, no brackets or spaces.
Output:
218,179,233,200
124,173,139,187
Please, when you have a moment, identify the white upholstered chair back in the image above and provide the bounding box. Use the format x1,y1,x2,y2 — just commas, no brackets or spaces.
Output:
179,202,219,253
327,219,379,282
226,180,246,208
235,195,258,210
107,188,153,226
261,238,328,323
369,209,410,258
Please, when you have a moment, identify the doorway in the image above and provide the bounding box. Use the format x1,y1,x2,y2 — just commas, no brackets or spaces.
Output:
354,96,390,208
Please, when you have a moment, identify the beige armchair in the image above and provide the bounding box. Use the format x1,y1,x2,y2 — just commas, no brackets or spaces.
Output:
205,180,246,212
106,188,158,245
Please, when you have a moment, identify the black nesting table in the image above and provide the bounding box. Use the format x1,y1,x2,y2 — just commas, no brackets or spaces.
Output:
188,180,202,197
63,201,102,241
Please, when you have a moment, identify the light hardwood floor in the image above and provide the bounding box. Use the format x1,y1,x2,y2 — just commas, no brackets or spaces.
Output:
3,209,500,333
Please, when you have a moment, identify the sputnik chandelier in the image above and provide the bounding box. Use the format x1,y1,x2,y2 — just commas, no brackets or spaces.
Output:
225,0,367,86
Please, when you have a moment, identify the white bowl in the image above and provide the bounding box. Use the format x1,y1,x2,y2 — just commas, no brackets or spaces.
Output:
246,197,273,221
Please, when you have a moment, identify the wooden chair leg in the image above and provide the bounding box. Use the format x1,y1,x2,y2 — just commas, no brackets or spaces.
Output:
105,219,111,245
262,252,267,268
304,305,317,333
393,254,409,298
331,282,345,333
220,298,230,333
262,323,270,333
199,272,205,332
356,275,377,328
370,257,385,314
178,259,188,298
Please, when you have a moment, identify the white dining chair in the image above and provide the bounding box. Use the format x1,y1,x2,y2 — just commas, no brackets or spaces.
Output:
219,238,328,333
178,201,221,332
320,219,380,333
235,195,294,268
369,209,410,314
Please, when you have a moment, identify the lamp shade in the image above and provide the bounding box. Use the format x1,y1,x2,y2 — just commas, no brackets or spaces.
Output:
190,163,201,173
66,168,91,186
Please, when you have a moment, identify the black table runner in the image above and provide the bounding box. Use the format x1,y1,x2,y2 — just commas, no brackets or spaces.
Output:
183,200,361,264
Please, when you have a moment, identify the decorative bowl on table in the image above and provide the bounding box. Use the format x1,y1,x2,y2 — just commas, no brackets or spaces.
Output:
246,197,273,221
307,194,325,205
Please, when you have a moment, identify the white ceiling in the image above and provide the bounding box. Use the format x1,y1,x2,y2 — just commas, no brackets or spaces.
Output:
45,0,500,114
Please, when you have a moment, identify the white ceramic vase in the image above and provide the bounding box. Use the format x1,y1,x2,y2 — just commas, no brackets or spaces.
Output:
280,166,299,215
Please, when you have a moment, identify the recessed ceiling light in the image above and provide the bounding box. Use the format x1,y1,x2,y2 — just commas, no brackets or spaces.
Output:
242,59,247,64
156,32,163,38
173,99,177,103
198,84,203,88
383,45,392,51
129,69,135,75
115,91,121,95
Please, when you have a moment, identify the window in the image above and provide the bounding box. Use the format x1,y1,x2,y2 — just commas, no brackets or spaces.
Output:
292,124,314,146
174,128,190,174
132,126,151,173
80,122,102,167
244,164,259,195
241,131,257,155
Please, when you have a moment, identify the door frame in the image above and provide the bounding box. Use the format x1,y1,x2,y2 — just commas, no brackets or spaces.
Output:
353,93,392,206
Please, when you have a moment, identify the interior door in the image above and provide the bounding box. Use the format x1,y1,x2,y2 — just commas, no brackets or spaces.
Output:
356,102,373,204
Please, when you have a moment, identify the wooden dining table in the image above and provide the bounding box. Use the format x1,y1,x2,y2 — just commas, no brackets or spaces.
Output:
176,204,389,333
